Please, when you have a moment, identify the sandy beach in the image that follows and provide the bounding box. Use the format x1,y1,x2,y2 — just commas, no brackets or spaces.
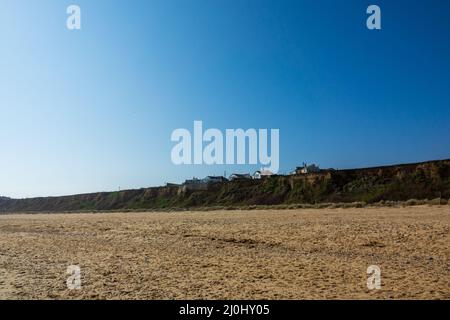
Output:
0,206,448,300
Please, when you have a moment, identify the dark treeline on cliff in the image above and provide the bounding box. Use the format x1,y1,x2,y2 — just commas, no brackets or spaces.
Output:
1,159,450,212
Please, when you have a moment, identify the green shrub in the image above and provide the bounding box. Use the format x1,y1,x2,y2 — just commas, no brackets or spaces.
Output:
405,199,423,206
428,198,442,205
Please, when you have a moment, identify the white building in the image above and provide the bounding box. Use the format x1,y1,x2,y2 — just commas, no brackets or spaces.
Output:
294,163,321,175
252,169,274,179
229,173,252,181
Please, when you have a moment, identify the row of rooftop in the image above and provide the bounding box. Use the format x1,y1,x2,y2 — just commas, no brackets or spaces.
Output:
167,163,322,187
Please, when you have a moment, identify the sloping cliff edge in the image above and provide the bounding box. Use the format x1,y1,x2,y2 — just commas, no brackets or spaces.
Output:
1,159,450,212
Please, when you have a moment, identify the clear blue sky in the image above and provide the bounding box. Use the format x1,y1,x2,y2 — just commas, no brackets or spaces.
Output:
1,0,450,198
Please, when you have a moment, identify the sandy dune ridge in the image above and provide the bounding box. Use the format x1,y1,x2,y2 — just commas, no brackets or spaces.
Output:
0,206,448,299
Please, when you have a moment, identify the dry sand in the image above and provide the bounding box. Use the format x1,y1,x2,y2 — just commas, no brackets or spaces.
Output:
0,206,448,300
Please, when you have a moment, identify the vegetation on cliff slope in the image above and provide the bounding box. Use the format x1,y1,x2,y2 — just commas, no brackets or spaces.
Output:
0,159,449,212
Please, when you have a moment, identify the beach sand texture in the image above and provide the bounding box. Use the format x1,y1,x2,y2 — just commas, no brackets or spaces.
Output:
0,206,448,299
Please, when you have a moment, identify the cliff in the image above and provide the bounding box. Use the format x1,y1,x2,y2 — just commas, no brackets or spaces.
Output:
1,159,449,212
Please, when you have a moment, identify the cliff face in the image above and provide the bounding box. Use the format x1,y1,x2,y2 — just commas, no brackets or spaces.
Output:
1,159,449,212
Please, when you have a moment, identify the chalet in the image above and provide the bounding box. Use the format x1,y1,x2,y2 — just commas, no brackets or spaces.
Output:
229,173,252,181
294,163,321,175
184,177,204,185
252,169,274,179
202,176,228,184
181,177,208,192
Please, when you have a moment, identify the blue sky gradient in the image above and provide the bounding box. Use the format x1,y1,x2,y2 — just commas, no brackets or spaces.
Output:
1,0,450,198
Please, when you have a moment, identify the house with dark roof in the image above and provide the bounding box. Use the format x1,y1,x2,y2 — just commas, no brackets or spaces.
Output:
202,176,228,184
293,163,321,175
